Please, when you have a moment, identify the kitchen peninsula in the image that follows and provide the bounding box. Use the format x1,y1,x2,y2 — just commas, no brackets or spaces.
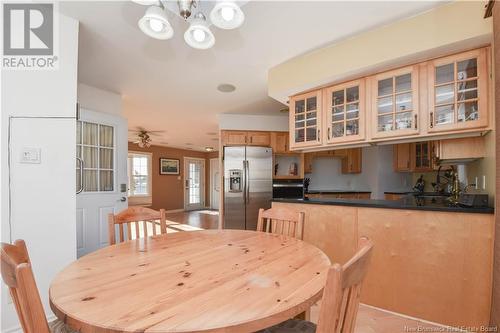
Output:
271,197,494,329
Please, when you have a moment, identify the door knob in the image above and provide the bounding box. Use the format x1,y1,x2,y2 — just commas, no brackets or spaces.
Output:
119,197,127,202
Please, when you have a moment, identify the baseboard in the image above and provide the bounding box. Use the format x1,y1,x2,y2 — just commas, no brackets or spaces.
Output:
165,209,184,213
3,315,56,333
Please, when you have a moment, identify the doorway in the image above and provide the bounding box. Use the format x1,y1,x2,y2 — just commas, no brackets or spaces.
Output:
210,158,220,210
184,157,205,210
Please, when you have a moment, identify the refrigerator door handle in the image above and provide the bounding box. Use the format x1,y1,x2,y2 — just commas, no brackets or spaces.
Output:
242,160,247,204
245,160,250,204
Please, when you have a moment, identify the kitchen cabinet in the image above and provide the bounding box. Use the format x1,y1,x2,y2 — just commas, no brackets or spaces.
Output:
270,132,289,153
247,131,271,146
324,79,365,144
413,141,434,172
341,148,362,174
221,131,270,147
393,141,434,172
435,136,486,161
222,131,248,145
289,90,323,149
428,48,489,133
304,153,314,173
370,65,420,139
393,143,412,172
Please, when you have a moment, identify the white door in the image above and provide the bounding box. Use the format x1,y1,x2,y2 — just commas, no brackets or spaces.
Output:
210,158,220,210
184,158,205,211
76,109,128,257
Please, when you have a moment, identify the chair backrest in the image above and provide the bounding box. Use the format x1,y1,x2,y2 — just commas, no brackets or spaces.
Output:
0,240,50,333
108,206,167,245
316,237,374,333
256,207,305,240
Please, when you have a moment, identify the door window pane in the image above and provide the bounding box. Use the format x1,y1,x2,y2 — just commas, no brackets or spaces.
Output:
435,84,454,105
295,100,305,114
457,80,478,101
436,63,454,84
332,122,344,138
82,147,98,168
395,74,411,93
100,171,114,191
332,90,344,105
346,86,359,103
395,112,413,130
306,97,317,111
100,148,113,169
457,58,477,79
99,125,114,147
332,106,344,122
83,170,98,192
82,122,98,145
457,101,479,122
346,120,359,136
378,114,394,132
395,92,412,112
378,78,393,96
306,128,317,141
435,104,454,125
377,96,393,114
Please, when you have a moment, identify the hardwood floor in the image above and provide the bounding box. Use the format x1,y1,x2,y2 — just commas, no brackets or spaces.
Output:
166,209,219,229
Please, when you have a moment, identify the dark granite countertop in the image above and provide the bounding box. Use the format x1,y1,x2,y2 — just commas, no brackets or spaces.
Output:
307,190,372,194
272,196,494,214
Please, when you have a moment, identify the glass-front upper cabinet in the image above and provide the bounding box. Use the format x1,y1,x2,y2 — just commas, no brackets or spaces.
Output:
289,90,322,149
370,65,420,139
324,79,365,144
428,48,489,132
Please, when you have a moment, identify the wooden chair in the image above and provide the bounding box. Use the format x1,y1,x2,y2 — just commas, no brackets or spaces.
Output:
257,207,305,240
108,206,167,245
0,240,77,333
259,237,374,333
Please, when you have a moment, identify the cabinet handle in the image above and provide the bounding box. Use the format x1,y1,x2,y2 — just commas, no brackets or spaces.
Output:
414,114,418,129
317,129,320,141
328,127,331,140
430,112,434,128
250,136,253,143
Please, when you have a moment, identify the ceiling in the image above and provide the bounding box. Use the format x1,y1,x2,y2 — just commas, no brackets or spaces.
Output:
60,1,443,151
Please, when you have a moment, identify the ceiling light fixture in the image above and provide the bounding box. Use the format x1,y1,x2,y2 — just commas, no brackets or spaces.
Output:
210,1,245,30
133,0,245,50
184,12,215,50
138,5,173,40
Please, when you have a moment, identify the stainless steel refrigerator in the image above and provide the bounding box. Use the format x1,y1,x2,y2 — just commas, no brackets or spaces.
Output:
223,146,273,230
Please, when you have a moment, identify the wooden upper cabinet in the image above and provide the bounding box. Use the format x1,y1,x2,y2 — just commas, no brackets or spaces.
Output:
247,131,270,146
270,132,289,153
393,143,412,172
428,48,489,133
221,131,270,147
324,79,365,144
370,65,420,139
222,131,248,145
289,90,323,149
341,148,362,174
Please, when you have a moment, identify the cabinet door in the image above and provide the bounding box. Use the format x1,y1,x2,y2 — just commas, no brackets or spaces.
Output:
341,148,362,174
247,131,270,146
371,65,420,139
222,131,247,145
393,143,412,172
428,48,489,132
413,142,433,172
289,91,322,149
325,79,365,144
270,132,289,153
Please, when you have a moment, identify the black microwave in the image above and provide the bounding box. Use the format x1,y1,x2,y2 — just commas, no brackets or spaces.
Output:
272,180,304,199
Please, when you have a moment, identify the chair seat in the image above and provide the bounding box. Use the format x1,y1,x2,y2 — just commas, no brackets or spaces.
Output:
49,320,78,333
257,319,317,333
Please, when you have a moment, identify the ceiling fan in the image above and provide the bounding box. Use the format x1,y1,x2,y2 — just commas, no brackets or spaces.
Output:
129,127,165,148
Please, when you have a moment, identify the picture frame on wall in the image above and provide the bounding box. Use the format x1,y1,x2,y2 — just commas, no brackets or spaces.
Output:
160,158,180,175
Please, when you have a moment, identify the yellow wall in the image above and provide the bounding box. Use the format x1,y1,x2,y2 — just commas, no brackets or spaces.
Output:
268,1,492,103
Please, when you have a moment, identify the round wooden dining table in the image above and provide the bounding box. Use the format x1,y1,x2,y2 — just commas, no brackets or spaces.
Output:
49,229,331,333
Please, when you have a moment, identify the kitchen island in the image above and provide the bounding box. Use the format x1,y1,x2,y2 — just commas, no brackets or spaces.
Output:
271,198,494,329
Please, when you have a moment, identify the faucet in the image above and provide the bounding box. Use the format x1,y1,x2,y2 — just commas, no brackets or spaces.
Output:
447,166,460,205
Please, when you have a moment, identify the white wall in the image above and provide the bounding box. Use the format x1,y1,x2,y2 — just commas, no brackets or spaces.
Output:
218,114,288,131
77,83,123,116
1,13,79,333
306,145,412,199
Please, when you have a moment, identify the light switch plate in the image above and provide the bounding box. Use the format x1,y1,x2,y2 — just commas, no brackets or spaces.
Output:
20,147,41,164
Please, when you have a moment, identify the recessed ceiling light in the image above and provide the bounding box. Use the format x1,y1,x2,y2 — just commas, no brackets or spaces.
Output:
205,147,215,152
217,84,236,93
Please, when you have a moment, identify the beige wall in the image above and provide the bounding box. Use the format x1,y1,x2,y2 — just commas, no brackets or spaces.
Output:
268,1,492,103
128,142,218,211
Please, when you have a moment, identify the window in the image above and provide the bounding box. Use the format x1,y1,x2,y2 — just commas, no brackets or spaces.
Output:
76,121,114,192
128,152,152,198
